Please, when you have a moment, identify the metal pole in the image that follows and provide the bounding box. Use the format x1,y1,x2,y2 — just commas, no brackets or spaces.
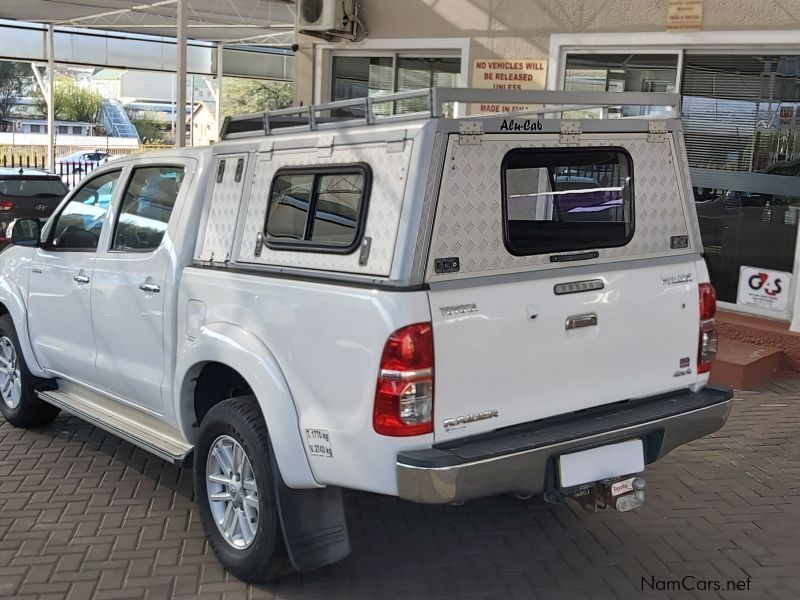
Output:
216,42,223,141
189,74,195,146
46,25,55,170
175,0,187,148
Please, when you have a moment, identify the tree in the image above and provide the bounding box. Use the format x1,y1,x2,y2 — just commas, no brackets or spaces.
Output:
33,83,103,124
221,79,293,118
0,62,25,131
129,110,169,143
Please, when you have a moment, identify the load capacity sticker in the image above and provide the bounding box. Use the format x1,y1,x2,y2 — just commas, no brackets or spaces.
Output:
305,428,333,458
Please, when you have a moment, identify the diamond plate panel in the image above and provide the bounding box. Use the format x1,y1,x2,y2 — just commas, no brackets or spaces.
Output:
674,130,704,248
410,132,445,283
426,134,692,280
198,154,248,263
237,142,413,276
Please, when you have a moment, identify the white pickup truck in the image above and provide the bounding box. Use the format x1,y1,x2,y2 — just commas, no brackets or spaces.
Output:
0,89,732,581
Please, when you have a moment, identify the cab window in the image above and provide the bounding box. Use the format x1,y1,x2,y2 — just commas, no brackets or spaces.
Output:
111,166,185,251
48,170,121,250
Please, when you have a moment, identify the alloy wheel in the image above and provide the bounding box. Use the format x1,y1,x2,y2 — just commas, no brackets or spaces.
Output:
0,337,22,410
206,435,260,549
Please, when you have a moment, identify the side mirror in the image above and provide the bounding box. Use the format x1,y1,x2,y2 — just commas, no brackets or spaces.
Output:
10,219,42,247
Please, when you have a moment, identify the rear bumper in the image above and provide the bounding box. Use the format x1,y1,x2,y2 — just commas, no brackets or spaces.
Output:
396,385,733,504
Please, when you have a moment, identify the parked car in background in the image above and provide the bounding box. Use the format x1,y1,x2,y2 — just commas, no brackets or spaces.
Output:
56,150,112,173
0,168,68,246
56,150,117,188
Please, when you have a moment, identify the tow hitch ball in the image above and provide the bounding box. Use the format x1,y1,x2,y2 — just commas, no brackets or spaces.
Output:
571,476,646,513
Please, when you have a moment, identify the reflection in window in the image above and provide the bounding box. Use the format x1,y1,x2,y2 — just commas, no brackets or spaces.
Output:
331,55,460,117
503,148,633,255
563,53,678,118
265,167,369,251
695,186,800,303
682,54,800,173
310,173,366,245
112,166,184,251
50,170,121,250
266,173,314,240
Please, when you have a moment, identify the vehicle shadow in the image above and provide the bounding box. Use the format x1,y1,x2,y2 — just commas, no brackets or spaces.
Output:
22,412,599,598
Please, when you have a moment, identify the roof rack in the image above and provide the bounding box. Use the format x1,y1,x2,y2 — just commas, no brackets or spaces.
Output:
219,87,681,141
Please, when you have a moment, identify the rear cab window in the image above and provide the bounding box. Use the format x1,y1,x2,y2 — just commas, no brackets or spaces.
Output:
265,164,371,253
501,147,634,256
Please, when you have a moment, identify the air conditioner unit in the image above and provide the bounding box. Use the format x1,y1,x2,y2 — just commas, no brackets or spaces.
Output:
297,0,354,32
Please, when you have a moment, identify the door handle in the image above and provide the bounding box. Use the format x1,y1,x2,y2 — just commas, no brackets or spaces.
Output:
565,313,598,330
139,282,161,293
73,274,90,284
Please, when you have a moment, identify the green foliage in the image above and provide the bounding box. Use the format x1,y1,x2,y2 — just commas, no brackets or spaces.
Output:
129,110,169,143
0,62,26,127
33,83,103,124
221,79,293,117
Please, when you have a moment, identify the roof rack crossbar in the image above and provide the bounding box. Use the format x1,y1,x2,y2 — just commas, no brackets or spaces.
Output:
219,87,681,141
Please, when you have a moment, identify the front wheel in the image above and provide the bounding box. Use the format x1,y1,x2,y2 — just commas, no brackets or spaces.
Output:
193,396,293,582
0,314,59,427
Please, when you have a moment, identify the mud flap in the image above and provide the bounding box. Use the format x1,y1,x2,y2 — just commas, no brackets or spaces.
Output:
272,469,351,572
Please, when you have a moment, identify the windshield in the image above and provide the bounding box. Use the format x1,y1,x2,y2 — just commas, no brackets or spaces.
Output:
0,178,67,197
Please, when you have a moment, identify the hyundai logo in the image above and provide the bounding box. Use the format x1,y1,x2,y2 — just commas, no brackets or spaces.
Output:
35,204,48,211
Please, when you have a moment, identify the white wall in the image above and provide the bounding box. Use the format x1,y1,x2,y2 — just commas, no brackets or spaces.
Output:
0,132,139,148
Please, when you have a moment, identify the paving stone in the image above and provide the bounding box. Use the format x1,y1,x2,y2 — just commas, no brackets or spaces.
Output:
0,381,798,598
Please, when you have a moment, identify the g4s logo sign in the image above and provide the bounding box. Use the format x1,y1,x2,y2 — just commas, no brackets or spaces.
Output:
737,266,792,312
748,272,783,297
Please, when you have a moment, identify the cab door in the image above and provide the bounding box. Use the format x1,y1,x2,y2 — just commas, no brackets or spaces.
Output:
91,162,192,414
27,169,123,381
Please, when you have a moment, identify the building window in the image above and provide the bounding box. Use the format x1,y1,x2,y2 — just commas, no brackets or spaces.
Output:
29,124,40,133
564,53,678,117
682,54,800,173
57,125,68,134
563,50,800,313
682,54,800,308
330,55,460,117
72,126,82,135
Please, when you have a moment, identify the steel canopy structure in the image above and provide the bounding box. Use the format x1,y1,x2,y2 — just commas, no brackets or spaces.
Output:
0,1,297,162
0,1,296,46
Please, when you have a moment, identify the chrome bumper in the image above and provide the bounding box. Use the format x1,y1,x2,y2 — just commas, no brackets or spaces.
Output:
396,385,733,504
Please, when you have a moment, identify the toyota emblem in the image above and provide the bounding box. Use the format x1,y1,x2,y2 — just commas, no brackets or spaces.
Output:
35,204,48,211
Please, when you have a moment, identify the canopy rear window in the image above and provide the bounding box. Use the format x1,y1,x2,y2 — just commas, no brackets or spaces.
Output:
501,147,634,256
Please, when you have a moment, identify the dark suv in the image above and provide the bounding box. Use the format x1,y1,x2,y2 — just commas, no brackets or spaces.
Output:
0,168,68,244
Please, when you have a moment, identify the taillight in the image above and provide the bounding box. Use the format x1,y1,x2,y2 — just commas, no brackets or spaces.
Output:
0,201,14,211
373,322,434,436
698,283,718,373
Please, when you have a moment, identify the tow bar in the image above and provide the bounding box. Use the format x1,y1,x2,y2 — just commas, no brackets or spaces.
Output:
570,476,647,513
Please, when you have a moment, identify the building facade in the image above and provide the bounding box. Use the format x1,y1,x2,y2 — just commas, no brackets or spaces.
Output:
295,0,800,333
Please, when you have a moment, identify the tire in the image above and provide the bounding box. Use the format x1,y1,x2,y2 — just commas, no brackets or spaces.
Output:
194,396,293,582
0,314,60,428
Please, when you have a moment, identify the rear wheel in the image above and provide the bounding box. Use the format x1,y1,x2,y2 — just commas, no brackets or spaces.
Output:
194,396,293,582
0,315,60,427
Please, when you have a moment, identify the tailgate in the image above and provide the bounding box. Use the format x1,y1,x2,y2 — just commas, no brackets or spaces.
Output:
423,126,703,443
429,260,702,441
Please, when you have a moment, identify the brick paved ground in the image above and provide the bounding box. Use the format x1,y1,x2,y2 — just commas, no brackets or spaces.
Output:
0,381,798,600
